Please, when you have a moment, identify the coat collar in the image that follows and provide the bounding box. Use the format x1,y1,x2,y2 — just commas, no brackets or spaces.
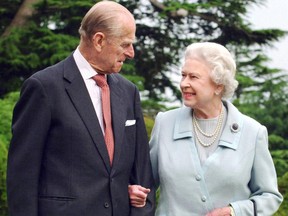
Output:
173,100,243,150
219,100,243,150
173,106,193,140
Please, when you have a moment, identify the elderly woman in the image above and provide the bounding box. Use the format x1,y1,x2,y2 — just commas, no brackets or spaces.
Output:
129,42,283,215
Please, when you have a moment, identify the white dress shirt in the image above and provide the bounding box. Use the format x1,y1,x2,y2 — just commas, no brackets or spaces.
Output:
73,47,105,134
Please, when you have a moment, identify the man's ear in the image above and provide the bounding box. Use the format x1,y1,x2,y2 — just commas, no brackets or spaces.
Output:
92,32,106,51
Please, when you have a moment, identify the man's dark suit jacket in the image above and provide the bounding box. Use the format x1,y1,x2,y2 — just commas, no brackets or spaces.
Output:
7,54,155,216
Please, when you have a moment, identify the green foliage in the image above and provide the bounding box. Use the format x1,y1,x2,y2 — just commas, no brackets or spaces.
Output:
0,92,19,215
144,115,154,140
0,137,8,216
0,24,79,96
0,92,19,144
276,171,288,215
234,70,288,149
269,135,288,150
270,150,288,215
0,0,22,34
141,99,175,118
271,150,288,177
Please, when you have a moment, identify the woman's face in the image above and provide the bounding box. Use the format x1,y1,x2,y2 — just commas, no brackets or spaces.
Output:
180,58,220,110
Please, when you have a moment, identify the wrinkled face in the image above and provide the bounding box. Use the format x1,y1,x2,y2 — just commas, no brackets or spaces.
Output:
180,58,219,109
97,21,136,74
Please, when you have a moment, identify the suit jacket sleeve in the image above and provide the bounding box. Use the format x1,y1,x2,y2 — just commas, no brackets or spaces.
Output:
7,76,51,216
129,87,156,216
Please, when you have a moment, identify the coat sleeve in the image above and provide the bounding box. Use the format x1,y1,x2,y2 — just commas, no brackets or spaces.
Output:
230,125,283,215
149,112,163,188
7,76,51,216
129,87,156,216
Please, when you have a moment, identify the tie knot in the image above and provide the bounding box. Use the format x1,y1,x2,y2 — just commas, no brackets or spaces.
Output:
93,74,107,88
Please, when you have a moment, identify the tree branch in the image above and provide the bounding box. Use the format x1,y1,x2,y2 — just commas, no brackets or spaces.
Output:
149,0,188,17
2,0,40,37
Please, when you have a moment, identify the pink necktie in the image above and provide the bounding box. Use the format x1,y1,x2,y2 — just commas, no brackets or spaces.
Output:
93,74,114,165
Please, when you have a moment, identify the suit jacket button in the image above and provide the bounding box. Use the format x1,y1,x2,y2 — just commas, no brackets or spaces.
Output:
104,202,110,208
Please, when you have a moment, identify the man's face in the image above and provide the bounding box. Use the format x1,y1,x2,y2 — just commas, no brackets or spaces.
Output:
96,20,136,74
101,35,135,74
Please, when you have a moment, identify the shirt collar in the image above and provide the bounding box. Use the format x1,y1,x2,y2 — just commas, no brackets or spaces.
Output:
73,47,98,80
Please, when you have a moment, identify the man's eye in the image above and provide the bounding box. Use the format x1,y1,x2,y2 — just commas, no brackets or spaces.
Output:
122,43,131,48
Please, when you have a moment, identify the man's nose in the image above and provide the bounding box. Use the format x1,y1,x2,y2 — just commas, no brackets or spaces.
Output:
125,44,135,59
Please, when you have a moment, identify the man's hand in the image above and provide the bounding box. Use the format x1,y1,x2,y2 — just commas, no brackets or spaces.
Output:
128,185,151,208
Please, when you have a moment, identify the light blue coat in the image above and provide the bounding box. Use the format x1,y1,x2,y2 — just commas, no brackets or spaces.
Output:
150,100,283,216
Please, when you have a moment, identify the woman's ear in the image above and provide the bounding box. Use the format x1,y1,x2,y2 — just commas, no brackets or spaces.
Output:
215,84,224,96
92,32,105,52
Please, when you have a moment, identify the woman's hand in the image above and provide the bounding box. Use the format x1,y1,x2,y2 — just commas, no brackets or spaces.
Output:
128,185,151,208
206,206,232,216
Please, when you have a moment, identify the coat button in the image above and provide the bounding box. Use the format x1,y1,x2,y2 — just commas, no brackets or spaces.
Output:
104,202,110,208
195,175,201,181
201,196,207,202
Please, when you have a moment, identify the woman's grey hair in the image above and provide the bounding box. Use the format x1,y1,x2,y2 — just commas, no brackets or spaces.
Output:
184,42,239,99
78,1,133,42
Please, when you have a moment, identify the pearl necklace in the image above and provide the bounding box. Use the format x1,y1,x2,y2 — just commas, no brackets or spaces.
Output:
193,106,224,147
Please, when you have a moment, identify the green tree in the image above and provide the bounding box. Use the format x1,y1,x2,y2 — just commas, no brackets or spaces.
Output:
0,138,8,216
118,0,287,103
1,0,287,103
0,92,19,216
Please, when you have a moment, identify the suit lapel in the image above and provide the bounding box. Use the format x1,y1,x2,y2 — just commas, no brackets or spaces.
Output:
108,74,126,169
63,55,111,172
